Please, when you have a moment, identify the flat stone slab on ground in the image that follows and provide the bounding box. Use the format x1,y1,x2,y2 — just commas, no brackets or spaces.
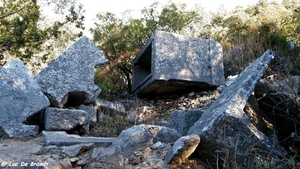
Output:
42,131,116,147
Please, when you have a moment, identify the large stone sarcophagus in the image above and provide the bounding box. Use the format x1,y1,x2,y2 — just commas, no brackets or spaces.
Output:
132,30,225,97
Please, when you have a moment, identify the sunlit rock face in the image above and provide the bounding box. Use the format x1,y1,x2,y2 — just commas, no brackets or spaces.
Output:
35,36,108,108
0,61,50,137
132,30,225,97
188,50,286,168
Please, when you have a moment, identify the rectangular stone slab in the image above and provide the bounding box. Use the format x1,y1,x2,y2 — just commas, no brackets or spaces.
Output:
42,131,116,147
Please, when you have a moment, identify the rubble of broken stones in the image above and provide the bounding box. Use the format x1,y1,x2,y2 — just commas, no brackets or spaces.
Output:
0,35,208,168
0,34,299,168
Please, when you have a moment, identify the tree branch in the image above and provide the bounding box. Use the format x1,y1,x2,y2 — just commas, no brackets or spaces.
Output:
0,2,32,19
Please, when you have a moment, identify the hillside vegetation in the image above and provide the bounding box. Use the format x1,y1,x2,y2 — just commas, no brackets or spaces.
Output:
89,0,300,96
1,0,299,90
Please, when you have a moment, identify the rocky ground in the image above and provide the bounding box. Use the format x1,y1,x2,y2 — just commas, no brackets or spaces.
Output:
0,136,48,168
0,87,299,169
0,90,219,169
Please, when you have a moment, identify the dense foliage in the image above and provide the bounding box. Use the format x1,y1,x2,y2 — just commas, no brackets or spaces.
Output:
0,0,84,72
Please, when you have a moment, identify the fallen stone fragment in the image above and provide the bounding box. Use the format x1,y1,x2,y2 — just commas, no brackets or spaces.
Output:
95,99,126,116
79,104,97,126
1,124,39,138
98,124,181,158
167,109,204,135
42,131,116,147
254,74,300,96
118,100,135,111
44,107,89,134
145,158,169,169
255,76,279,96
0,61,50,137
188,50,286,167
61,143,94,157
165,135,200,165
38,143,94,158
35,36,108,108
61,158,72,169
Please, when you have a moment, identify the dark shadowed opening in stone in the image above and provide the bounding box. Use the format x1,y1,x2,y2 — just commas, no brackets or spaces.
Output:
132,40,152,91
65,91,87,107
24,110,44,131
66,125,87,136
0,127,9,137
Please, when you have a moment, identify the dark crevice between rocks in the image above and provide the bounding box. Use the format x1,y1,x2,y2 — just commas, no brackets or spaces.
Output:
44,91,88,108
66,125,87,136
64,91,87,108
23,110,45,132
0,127,9,138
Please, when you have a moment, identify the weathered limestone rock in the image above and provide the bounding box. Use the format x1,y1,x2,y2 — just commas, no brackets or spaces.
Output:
79,104,97,127
132,30,225,96
167,109,204,135
118,100,135,111
42,131,116,147
61,143,94,157
0,124,39,138
38,143,94,158
44,108,89,134
255,75,300,97
95,99,126,116
281,75,300,95
217,75,238,92
0,61,50,137
165,135,200,165
188,50,286,167
97,124,181,159
35,36,108,108
255,76,279,96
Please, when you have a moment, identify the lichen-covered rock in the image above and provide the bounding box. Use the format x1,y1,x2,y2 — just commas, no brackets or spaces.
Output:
0,61,50,137
35,36,108,108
